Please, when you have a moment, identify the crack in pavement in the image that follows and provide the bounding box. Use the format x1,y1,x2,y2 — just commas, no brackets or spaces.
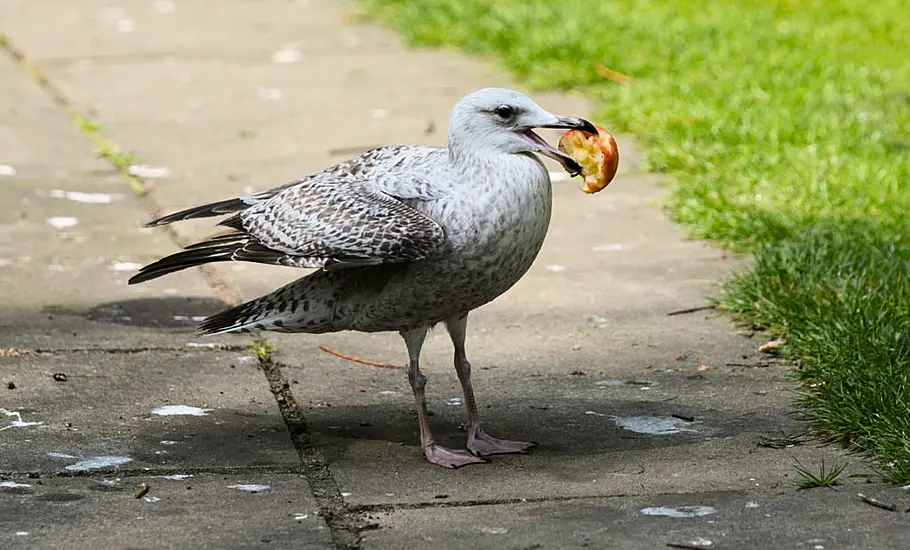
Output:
258,353,368,549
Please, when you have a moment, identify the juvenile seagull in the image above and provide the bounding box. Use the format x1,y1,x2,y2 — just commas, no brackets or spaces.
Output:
130,88,596,468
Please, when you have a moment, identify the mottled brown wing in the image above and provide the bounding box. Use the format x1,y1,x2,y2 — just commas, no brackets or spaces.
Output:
235,177,445,270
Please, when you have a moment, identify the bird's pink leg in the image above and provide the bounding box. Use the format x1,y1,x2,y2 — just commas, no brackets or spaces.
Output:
401,328,485,469
445,316,537,457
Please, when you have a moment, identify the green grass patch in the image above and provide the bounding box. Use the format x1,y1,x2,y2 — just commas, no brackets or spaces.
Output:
356,0,910,480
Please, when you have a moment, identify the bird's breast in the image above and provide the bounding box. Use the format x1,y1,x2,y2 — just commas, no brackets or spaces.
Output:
429,157,553,303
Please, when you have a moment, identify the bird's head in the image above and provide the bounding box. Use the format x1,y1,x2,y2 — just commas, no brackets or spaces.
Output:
447,87,596,175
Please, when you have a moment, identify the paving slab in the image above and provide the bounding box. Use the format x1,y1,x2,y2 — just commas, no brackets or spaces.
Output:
0,49,110,175
0,473,332,549
0,53,243,349
360,485,910,549
0,350,297,473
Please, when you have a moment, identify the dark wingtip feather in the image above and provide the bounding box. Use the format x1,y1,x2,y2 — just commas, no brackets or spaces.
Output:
127,243,240,285
144,197,253,228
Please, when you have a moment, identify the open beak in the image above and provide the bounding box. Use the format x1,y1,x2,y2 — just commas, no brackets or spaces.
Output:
517,116,598,176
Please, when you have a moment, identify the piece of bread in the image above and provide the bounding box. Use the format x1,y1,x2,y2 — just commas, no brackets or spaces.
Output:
557,125,619,194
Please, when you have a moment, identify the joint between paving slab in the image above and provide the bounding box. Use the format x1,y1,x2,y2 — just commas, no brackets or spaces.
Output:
257,353,367,550
0,32,243,307
0,464,305,480
349,493,644,514
4,344,253,356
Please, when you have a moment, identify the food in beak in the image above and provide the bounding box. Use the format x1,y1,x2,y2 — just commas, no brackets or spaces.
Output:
557,125,619,194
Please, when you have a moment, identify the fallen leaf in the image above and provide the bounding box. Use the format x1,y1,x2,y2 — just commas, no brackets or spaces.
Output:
760,339,784,353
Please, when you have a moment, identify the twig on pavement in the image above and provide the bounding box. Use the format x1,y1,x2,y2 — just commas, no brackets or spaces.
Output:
667,305,716,317
858,493,897,512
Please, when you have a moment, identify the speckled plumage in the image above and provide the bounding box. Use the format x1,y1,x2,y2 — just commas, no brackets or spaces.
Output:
130,88,596,468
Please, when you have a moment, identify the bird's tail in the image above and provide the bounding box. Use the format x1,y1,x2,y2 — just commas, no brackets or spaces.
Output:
197,272,337,336
197,298,268,335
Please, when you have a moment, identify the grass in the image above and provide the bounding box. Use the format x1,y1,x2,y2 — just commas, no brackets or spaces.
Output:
793,458,849,489
355,0,910,481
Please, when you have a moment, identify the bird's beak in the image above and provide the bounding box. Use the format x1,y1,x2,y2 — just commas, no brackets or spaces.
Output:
517,115,598,176
538,116,599,135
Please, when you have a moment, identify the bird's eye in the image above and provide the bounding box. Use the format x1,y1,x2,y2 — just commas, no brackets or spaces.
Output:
494,105,515,120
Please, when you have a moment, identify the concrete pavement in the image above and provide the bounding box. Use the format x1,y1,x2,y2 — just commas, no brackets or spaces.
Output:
1,1,906,548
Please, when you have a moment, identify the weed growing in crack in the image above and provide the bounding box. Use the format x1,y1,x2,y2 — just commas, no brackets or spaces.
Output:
794,458,848,489
250,338,276,365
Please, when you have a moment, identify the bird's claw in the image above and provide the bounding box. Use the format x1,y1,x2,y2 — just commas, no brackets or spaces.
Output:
423,443,487,468
467,429,537,457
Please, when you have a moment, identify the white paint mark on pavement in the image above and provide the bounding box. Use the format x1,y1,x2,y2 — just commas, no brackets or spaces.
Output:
143,496,161,502
271,44,300,64
65,456,133,471
172,315,206,322
294,513,309,521
151,405,212,416
15,531,28,536
479,527,508,535
0,481,31,488
445,397,463,406
185,342,217,348
110,262,142,271
613,416,698,435
157,474,192,480
49,190,118,204
46,217,79,229
128,165,170,178
0,409,44,430
640,506,716,518
745,501,760,509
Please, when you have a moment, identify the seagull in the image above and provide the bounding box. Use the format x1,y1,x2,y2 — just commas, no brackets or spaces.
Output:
129,88,596,468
